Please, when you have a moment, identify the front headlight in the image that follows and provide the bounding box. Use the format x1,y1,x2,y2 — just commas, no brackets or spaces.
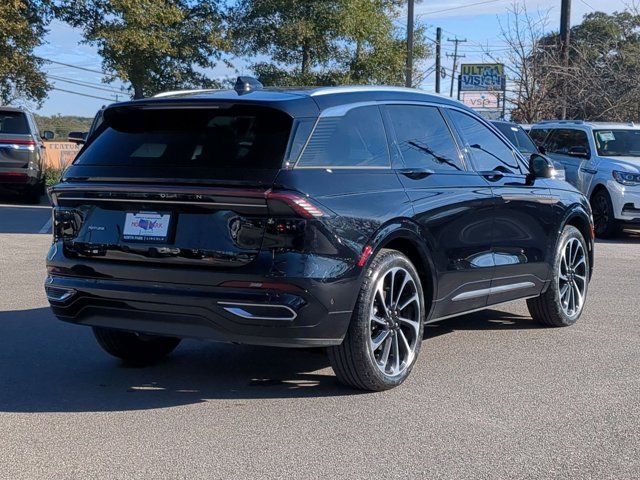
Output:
612,170,640,186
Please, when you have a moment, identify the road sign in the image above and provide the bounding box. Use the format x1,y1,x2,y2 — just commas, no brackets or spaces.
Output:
460,63,505,91
461,92,500,109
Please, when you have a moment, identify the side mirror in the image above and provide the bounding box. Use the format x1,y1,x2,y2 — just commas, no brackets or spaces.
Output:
528,154,555,181
42,130,54,140
68,131,87,145
567,146,589,158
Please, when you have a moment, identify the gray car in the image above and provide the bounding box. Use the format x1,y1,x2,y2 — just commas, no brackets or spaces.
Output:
0,107,53,202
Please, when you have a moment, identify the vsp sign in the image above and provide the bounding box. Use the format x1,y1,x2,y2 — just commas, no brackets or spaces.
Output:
461,92,499,109
460,63,505,91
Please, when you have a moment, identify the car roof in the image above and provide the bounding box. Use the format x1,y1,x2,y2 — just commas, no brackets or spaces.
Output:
0,106,28,113
533,120,640,130
107,86,470,118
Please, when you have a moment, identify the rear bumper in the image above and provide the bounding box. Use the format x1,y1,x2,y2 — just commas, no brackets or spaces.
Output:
0,168,39,189
45,274,352,348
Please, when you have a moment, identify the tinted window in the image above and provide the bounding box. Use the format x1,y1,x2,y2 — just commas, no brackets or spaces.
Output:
448,110,521,173
546,129,589,155
297,106,389,167
0,111,29,134
386,105,463,171
492,122,538,155
529,128,549,146
74,105,292,171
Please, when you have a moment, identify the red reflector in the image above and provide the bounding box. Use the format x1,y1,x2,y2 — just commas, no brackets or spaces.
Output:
358,245,373,267
265,189,324,218
219,281,303,292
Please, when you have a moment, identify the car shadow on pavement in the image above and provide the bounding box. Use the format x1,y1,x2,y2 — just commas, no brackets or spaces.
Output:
423,308,541,340
595,228,640,244
0,306,538,412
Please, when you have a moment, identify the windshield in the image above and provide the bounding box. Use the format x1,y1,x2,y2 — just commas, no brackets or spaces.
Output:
74,105,293,172
593,130,640,157
493,123,538,154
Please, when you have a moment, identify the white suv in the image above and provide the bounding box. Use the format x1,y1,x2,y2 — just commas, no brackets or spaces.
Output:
530,120,640,238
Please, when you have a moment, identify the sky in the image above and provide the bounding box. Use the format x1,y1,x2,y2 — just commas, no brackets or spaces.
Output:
33,0,631,117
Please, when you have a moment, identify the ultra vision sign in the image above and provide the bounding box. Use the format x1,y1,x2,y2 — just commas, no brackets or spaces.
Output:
459,63,505,91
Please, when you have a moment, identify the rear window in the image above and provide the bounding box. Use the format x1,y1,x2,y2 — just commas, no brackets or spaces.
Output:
74,105,293,170
0,111,29,134
296,105,389,168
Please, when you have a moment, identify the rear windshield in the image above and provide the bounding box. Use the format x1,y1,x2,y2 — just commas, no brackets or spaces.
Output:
74,105,293,170
0,111,29,134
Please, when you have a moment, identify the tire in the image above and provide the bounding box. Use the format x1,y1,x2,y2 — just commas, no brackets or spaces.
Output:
93,327,181,365
527,225,589,327
591,188,619,238
328,249,425,391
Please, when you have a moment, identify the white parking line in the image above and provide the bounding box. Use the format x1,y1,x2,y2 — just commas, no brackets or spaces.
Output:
38,217,52,234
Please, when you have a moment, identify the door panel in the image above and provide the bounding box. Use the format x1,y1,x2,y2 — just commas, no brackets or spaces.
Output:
400,172,495,317
484,174,556,303
381,104,495,318
445,108,554,306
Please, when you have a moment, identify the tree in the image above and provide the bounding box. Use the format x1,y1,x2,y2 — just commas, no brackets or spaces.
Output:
499,2,640,123
230,0,430,87
57,0,228,99
0,0,51,106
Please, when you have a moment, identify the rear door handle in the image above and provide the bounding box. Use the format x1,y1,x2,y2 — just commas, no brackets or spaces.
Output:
397,168,434,179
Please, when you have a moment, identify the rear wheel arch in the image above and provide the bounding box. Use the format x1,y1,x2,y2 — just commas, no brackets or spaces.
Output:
364,223,437,320
561,208,594,279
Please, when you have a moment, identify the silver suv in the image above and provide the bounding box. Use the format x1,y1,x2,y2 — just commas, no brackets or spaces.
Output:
0,107,53,203
530,120,640,237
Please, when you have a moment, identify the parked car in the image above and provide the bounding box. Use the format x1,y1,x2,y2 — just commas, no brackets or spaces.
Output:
530,120,640,237
0,107,54,202
45,79,594,391
491,120,566,181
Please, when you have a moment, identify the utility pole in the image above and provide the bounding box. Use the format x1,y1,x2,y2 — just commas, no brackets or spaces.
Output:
435,27,442,94
447,37,467,98
405,0,415,88
559,0,571,119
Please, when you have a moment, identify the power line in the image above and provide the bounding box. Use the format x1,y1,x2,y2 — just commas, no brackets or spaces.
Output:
51,87,116,102
417,0,503,18
47,74,124,94
38,57,107,75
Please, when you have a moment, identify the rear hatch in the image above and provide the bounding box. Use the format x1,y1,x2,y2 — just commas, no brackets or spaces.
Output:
51,103,302,268
0,110,35,172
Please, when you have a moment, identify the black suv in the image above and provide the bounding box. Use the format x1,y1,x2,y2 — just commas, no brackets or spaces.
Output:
46,80,594,391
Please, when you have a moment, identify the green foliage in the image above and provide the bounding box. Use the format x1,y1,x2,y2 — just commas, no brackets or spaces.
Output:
34,114,93,139
231,0,430,87
0,0,52,105
57,0,227,99
44,165,63,186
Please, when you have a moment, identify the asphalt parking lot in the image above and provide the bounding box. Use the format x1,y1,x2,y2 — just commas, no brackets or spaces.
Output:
0,197,638,480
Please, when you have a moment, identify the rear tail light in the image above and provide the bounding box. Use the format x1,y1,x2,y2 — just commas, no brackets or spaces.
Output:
265,190,325,218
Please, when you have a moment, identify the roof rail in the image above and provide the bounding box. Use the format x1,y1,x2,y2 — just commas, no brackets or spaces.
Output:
538,119,585,125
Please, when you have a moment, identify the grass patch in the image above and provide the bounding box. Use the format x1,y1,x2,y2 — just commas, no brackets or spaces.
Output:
44,166,64,187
